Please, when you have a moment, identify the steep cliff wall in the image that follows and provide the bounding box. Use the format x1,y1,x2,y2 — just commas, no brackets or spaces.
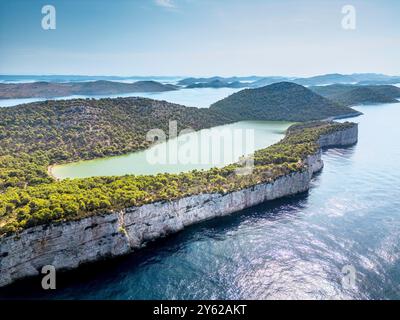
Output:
0,124,358,287
318,125,358,148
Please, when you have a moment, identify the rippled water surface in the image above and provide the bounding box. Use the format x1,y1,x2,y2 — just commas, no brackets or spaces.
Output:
2,102,400,300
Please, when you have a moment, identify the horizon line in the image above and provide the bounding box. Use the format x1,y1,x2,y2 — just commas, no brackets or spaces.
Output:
0,72,398,78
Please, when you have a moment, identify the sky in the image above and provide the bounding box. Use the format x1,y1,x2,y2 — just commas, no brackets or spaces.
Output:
0,0,399,77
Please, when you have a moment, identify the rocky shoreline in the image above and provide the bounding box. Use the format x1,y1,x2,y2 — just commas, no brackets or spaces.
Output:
0,124,358,288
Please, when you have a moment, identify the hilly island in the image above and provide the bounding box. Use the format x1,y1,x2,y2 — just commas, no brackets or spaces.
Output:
0,80,177,99
210,82,361,121
310,84,400,106
0,82,361,287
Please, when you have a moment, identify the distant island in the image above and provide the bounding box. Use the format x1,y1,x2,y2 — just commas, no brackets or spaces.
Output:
186,79,246,89
177,76,263,86
210,82,362,121
310,84,400,106
177,73,400,89
0,80,178,99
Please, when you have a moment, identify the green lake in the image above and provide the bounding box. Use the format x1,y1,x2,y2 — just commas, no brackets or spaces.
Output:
51,121,293,179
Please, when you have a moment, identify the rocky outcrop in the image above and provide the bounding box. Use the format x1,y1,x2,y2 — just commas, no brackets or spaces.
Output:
0,124,358,287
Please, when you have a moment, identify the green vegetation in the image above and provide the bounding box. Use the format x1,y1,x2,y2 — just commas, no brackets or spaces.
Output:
0,120,356,236
310,84,400,106
0,153,52,190
210,82,361,121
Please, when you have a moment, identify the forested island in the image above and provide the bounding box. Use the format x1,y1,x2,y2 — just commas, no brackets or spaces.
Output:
0,80,177,99
0,82,363,236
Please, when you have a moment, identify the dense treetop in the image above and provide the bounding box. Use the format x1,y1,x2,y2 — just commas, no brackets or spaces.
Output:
0,97,232,162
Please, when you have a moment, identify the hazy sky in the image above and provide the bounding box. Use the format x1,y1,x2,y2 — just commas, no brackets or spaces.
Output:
0,0,399,76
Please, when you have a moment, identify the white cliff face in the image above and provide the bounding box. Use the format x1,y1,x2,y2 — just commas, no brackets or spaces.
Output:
0,125,358,287
318,125,358,148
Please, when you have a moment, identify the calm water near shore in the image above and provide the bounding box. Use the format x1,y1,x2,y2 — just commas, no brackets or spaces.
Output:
0,87,240,108
2,101,400,299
